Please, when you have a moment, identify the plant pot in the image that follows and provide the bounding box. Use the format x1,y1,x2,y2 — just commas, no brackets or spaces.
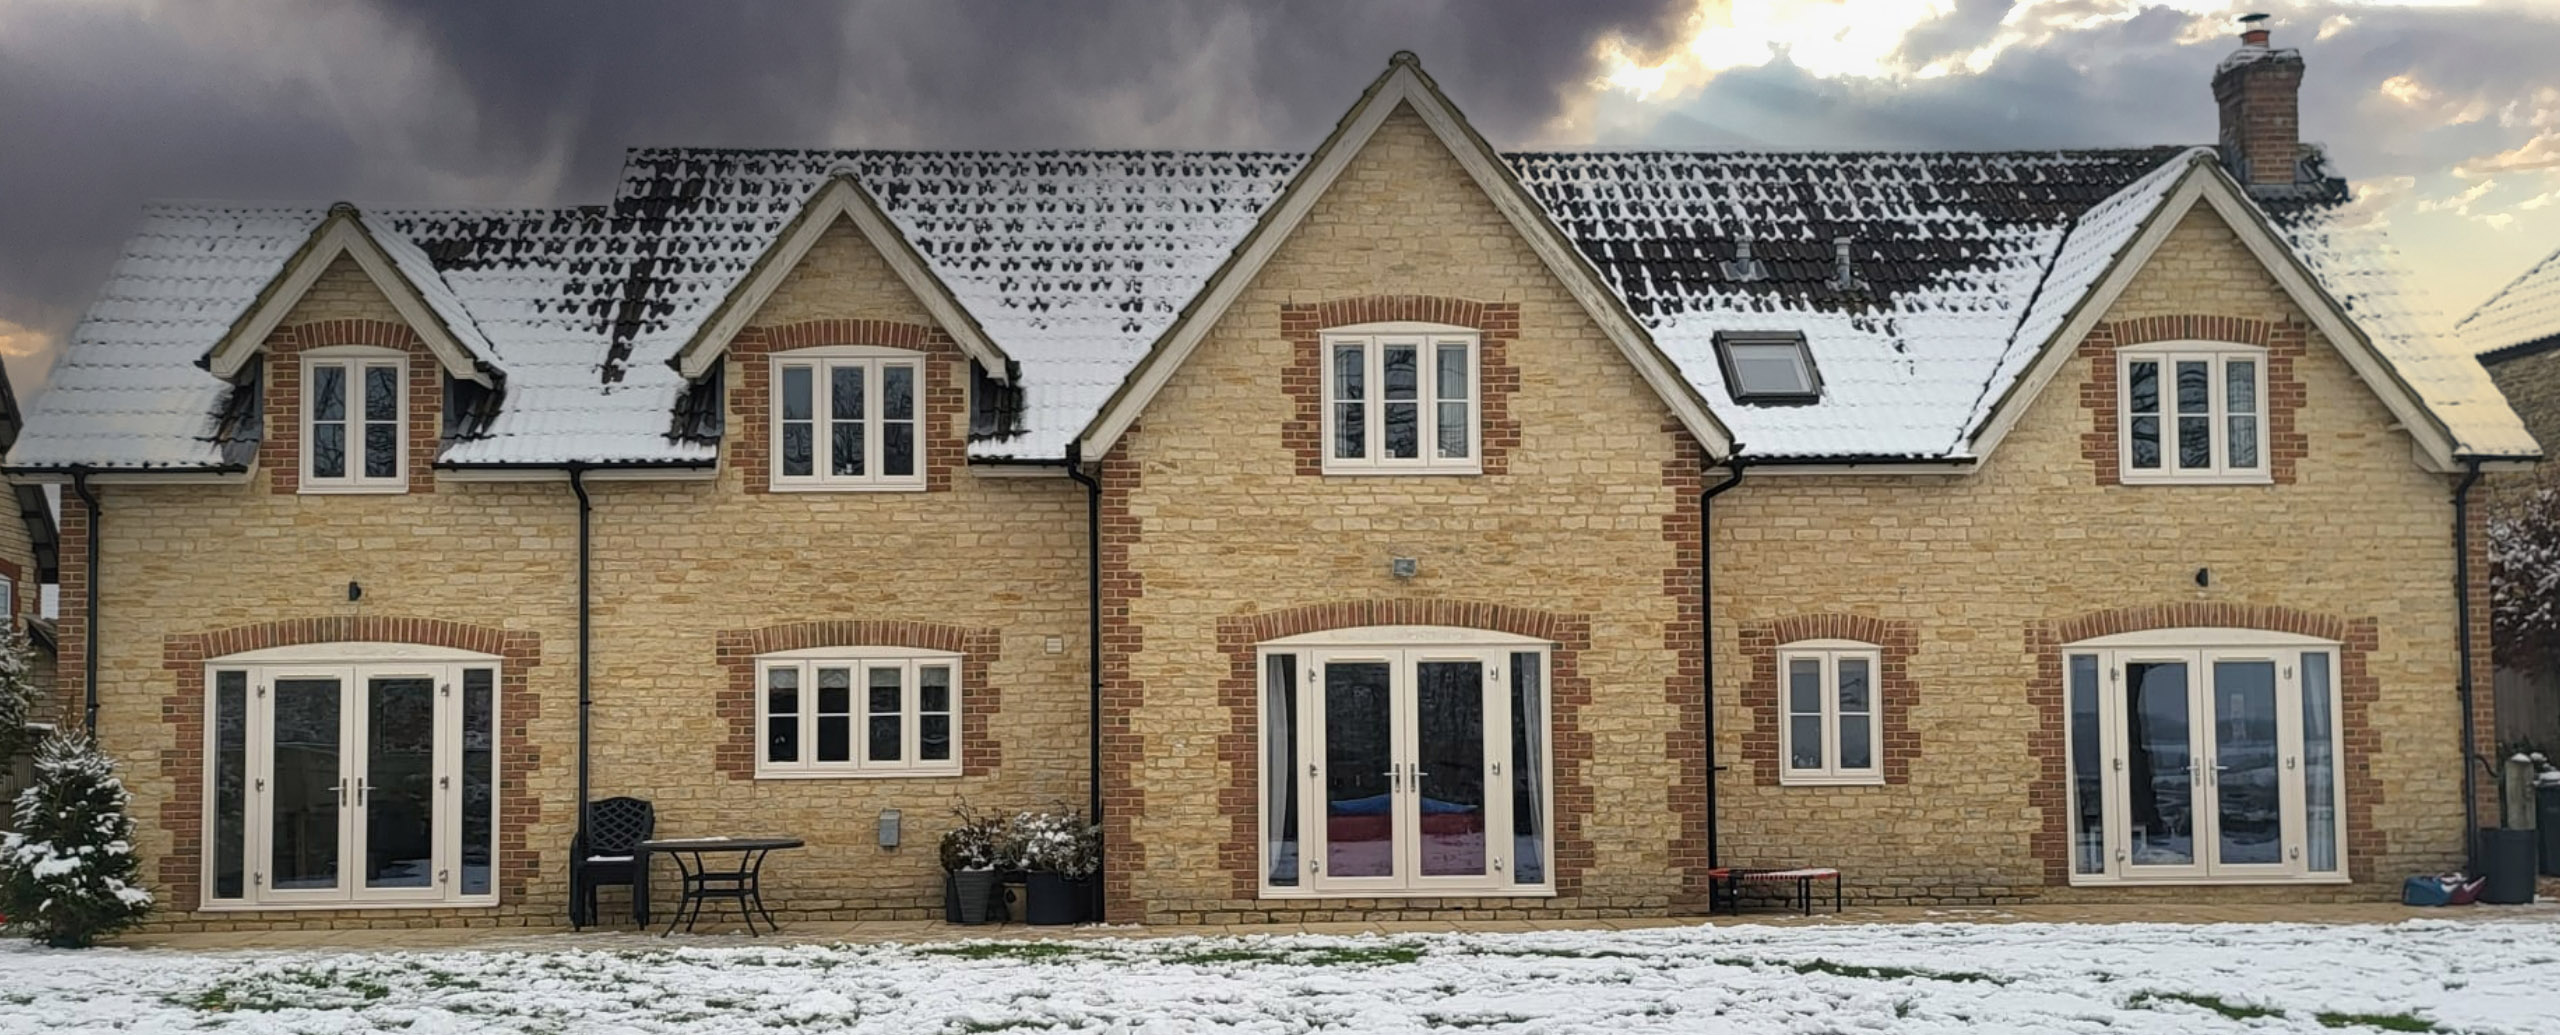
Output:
947,869,1003,925
2477,828,2538,905
1023,871,1087,926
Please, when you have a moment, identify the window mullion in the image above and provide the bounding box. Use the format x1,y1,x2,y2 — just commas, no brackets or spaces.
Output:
866,359,885,485
1366,339,1383,467
1824,654,1844,779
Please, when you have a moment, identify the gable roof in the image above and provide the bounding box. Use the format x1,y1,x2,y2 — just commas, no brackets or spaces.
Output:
202,205,500,386
2460,243,2560,361
1074,53,1733,461
668,174,1012,381
9,54,2534,472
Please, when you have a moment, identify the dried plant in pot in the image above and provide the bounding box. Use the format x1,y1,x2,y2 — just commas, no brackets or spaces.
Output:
1010,805,1100,926
939,803,1012,925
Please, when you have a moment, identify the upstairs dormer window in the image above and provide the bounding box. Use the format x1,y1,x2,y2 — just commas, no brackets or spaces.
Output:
1322,325,1479,475
1714,331,1820,405
772,348,924,491
301,347,406,493
2119,342,2268,485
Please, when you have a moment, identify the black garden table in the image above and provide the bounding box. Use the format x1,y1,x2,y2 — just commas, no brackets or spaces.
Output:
639,836,806,936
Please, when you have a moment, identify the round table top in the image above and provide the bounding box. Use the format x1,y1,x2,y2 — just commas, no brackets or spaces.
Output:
638,837,806,852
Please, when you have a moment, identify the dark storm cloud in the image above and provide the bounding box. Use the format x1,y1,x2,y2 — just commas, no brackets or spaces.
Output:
0,0,1691,390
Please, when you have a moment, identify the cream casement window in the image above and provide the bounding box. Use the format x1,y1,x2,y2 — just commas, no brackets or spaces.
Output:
1322,325,1480,475
770,348,924,491
1778,641,1883,786
2063,629,2347,885
300,347,407,492
755,647,960,777
2119,342,2269,484
201,643,500,910
1256,626,1554,898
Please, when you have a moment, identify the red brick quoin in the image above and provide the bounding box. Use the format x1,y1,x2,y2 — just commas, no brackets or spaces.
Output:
1280,296,1521,475
261,319,444,495
1211,599,1595,907
712,619,1002,779
2024,603,2382,885
726,319,968,493
1737,613,1922,787
2078,314,2309,486
158,617,542,912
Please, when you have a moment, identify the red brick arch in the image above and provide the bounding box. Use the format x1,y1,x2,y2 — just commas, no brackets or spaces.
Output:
1210,598,1595,906
1280,295,1521,474
2024,602,2381,884
158,616,542,911
2078,313,2311,485
711,619,1002,779
1738,613,1921,786
725,319,969,493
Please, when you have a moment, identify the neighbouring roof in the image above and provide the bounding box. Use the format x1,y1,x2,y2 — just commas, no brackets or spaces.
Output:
9,121,2537,469
2460,244,2560,360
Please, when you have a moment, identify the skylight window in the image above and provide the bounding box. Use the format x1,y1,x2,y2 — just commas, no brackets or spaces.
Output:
1714,331,1820,405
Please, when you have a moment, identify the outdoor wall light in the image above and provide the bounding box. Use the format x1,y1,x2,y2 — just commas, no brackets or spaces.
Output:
2195,567,2210,588
879,809,901,849
347,580,363,602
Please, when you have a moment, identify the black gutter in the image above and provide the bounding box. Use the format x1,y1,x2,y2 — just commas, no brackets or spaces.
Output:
2452,458,2484,869
71,471,99,732
1064,442,1104,918
967,456,1070,469
570,467,594,878
1698,453,1745,871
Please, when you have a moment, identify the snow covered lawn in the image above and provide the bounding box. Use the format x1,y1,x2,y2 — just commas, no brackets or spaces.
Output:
2,919,2554,1034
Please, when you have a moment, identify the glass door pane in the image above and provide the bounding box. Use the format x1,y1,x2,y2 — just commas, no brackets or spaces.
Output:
1508,651,1547,886
269,676,346,894
2209,659,2283,868
212,671,250,901
361,675,438,891
2302,652,2340,874
1412,659,1487,879
2122,660,2197,870
460,668,495,896
1319,659,1396,882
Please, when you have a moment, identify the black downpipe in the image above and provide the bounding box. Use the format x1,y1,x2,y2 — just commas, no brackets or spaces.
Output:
2452,458,2483,869
570,468,594,878
1699,454,1745,870
1064,444,1104,916
72,472,99,732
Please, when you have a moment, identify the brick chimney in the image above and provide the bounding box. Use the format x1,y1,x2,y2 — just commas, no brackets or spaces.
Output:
2213,13,2307,187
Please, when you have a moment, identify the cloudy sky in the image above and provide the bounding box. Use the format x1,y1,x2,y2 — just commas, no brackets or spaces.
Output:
2,0,2556,397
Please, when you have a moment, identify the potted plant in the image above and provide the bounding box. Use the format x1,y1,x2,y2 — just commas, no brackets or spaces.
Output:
939,804,1010,925
1011,805,1099,926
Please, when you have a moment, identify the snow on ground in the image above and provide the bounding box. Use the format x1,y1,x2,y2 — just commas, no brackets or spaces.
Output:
1,919,2554,1034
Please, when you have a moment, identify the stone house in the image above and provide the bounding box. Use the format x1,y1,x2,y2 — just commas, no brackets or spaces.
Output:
4,24,2537,931
2459,245,2560,748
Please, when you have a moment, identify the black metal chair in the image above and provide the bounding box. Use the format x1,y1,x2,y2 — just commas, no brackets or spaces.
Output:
570,797,654,929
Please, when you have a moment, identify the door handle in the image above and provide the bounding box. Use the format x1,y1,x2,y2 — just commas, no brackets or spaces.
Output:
336,779,347,806
355,777,368,807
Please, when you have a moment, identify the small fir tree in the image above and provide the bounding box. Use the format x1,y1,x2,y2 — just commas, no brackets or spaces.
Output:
0,628,35,765
1,732,152,947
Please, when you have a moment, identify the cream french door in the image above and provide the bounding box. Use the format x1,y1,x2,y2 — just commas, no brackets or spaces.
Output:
210,653,500,908
1302,647,1517,894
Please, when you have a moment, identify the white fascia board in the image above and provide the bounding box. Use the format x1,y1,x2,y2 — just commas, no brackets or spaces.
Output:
204,215,496,387
1073,60,1733,463
673,177,1012,382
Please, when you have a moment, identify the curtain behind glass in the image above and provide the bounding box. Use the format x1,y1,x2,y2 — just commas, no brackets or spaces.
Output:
2302,652,2338,873
1510,651,1547,884
1266,654,1299,886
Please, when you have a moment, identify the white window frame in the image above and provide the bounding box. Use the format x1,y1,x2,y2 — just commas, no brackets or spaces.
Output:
753,645,961,778
768,346,927,492
2117,341,2271,485
299,346,408,493
1255,626,1555,899
1776,639,1884,786
199,643,502,910
1319,323,1481,476
2063,628,2349,886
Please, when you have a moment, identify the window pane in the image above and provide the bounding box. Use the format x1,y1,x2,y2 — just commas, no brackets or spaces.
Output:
364,365,399,421
461,668,494,896
2175,360,2209,414
1436,343,1469,400
2125,661,2194,866
1332,344,1364,401
213,671,248,900
2126,360,2158,415
2303,652,2339,873
1383,346,1418,458
311,364,347,421
884,422,914,477
2129,415,2160,469
1385,402,1418,459
2211,660,2282,866
1509,651,1547,884
883,365,915,420
1788,715,1824,770
312,424,346,479
1383,345,1418,400
765,668,800,763
817,668,851,716
816,716,851,763
2178,416,2212,469
1437,402,1469,460
2228,416,2259,469
2067,655,2104,875
1837,657,1871,713
831,365,865,420
2225,359,2257,414
919,716,951,762
1787,658,1822,714
815,667,852,762
783,423,814,478
1265,654,1299,886
781,366,813,421
919,666,951,713
1838,714,1873,771
868,667,903,763
365,676,436,890
270,677,342,890
1728,343,1813,395
918,666,952,762
364,423,397,479
830,421,864,477
1334,403,1365,459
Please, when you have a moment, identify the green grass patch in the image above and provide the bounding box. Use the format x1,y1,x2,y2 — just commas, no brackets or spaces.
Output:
920,942,1099,962
1422,1012,1532,1029
2316,1011,2442,1032
960,1021,1056,1033
2127,991,2283,1021
1714,956,2005,986
1153,942,1422,968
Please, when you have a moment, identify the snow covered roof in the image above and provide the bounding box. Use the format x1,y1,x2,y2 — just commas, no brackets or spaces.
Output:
11,134,2536,470
2459,244,2560,360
